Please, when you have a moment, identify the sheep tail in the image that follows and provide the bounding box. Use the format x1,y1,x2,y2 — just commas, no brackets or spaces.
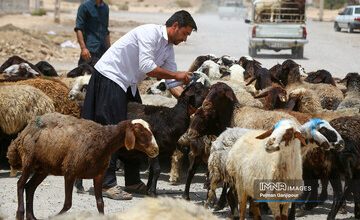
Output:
7,139,22,170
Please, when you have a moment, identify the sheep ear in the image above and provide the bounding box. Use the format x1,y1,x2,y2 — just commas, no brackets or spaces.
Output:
256,128,274,139
286,97,297,110
124,127,136,150
294,131,307,146
246,76,256,86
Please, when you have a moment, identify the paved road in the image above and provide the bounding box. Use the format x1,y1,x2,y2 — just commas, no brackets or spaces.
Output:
111,11,360,78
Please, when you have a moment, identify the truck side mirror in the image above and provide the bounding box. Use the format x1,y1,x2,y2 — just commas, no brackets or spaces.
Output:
245,19,251,23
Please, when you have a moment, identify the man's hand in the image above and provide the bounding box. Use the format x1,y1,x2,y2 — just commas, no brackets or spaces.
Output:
80,47,91,61
175,71,193,85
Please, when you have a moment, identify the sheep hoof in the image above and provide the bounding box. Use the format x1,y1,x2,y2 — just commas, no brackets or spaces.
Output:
147,191,157,197
9,168,17,177
181,194,190,201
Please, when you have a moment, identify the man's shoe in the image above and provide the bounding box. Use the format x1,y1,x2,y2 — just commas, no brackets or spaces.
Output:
124,182,148,195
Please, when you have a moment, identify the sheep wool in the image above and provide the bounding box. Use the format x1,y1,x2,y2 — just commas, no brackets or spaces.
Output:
0,85,55,135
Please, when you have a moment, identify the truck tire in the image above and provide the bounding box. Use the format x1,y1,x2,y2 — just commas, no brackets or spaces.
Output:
334,22,341,32
348,24,354,33
292,47,303,59
249,46,257,57
297,46,304,59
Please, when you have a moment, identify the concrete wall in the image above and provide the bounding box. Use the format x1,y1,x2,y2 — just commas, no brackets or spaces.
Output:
0,0,30,14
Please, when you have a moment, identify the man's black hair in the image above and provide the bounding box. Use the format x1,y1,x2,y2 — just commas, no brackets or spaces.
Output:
165,10,197,31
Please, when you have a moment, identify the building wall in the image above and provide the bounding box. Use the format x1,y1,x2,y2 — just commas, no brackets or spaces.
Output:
0,0,30,14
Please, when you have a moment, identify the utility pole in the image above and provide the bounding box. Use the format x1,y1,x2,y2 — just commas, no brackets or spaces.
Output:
319,0,324,21
55,0,60,23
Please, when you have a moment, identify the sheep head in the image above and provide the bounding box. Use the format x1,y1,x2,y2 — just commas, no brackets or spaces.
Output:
125,119,159,158
256,119,306,153
301,118,345,152
188,82,238,138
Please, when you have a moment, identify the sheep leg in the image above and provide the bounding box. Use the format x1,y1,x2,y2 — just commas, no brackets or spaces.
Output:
147,156,160,197
227,186,239,220
319,178,329,203
169,149,183,184
327,175,343,220
16,167,31,220
182,154,199,200
205,175,219,208
250,199,261,220
58,176,75,215
239,193,247,220
25,172,47,220
93,174,105,214
214,183,228,211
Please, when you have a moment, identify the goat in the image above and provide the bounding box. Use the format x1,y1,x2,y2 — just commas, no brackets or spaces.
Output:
6,112,159,220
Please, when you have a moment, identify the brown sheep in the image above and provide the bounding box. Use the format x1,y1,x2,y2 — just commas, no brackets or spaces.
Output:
7,112,159,220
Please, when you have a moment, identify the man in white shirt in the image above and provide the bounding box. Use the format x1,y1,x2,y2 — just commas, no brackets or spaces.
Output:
76,10,197,200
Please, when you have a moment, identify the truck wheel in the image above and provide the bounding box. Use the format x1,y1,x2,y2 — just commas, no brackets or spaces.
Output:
348,24,354,33
297,47,304,59
334,22,341,32
249,46,257,57
292,47,303,59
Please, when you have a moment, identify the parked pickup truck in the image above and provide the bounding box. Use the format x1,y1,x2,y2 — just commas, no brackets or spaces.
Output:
218,1,248,20
246,0,308,58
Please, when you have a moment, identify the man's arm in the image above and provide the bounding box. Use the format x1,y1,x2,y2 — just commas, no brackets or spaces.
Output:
105,33,111,49
146,66,191,82
76,30,91,61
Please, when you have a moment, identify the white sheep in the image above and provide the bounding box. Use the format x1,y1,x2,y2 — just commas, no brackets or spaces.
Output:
0,85,55,135
226,119,306,220
68,74,92,101
206,127,251,208
50,197,220,220
197,60,222,79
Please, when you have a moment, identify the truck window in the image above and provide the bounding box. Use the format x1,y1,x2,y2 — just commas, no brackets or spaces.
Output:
355,7,360,14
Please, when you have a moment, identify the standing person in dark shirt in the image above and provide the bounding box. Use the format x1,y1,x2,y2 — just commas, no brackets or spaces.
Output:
74,0,110,65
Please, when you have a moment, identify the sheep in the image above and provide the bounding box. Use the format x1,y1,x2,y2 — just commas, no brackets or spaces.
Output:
146,79,173,97
2,63,39,79
141,94,177,108
337,72,360,110
326,116,360,220
35,61,58,77
226,119,307,220
6,112,159,220
177,132,216,200
50,197,220,220
1,77,81,118
283,63,344,110
126,82,209,196
197,60,222,79
187,82,298,139
237,56,262,80
254,85,287,110
187,54,217,72
67,63,95,78
304,69,336,86
0,55,40,75
205,127,251,209
286,87,323,113
229,64,245,83
0,85,55,173
68,74,92,101
0,85,55,135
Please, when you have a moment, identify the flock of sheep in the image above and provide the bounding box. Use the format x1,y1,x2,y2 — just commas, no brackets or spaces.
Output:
0,53,359,220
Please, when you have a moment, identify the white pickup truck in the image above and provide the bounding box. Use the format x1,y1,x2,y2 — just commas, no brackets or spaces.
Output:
246,0,308,58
